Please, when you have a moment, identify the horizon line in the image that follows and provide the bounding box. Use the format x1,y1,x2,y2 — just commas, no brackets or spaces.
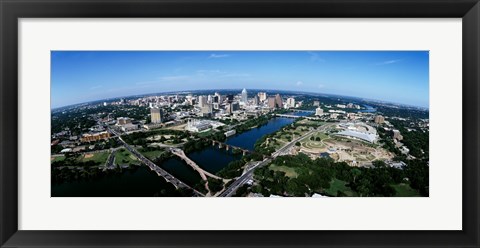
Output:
51,88,429,111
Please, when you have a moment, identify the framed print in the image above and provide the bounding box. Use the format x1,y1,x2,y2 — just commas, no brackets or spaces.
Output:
1,0,479,247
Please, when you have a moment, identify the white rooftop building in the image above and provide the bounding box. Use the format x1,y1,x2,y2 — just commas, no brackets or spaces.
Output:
336,122,378,143
185,119,225,132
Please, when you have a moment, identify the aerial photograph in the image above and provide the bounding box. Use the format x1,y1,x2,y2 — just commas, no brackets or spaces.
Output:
51,51,429,197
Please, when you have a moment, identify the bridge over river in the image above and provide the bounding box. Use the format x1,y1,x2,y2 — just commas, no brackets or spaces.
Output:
169,148,223,181
275,114,320,120
109,128,205,197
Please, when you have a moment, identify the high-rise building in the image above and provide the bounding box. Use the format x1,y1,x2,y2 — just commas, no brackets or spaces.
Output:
374,115,385,124
267,97,276,109
200,104,213,117
286,97,295,108
207,95,212,103
186,94,193,105
253,95,260,106
315,107,324,116
225,103,232,113
226,94,234,103
151,107,163,124
214,92,222,103
275,94,283,108
258,92,267,102
231,102,240,111
198,96,207,107
226,102,240,113
313,101,320,107
241,88,248,103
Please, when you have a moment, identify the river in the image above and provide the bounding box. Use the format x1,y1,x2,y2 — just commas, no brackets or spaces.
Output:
51,111,312,196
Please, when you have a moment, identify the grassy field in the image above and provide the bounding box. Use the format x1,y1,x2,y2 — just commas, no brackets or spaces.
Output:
51,156,65,163
298,120,326,126
324,179,357,196
115,148,139,165
267,138,285,150
301,140,325,149
392,183,421,197
140,149,165,160
197,130,213,138
77,151,110,165
300,132,330,150
269,164,298,178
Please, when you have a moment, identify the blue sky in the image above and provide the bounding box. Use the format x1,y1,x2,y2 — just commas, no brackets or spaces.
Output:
51,51,429,108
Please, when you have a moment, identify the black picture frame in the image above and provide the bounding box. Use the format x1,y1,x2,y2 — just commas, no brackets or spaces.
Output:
1,0,479,247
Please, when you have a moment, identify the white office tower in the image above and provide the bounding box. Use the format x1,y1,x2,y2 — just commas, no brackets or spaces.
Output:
151,107,163,123
198,95,207,107
241,88,248,103
315,107,324,116
186,94,193,105
207,95,212,103
286,97,295,108
258,92,267,102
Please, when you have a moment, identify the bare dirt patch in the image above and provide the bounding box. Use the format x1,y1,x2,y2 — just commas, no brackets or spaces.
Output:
84,154,94,159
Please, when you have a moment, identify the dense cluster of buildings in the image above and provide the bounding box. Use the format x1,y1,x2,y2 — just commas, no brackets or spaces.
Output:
137,89,306,132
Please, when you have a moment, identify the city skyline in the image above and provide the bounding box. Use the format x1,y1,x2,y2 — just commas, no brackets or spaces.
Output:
51,51,429,109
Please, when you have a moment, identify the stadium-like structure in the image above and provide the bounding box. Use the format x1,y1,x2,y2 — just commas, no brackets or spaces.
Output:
335,122,378,143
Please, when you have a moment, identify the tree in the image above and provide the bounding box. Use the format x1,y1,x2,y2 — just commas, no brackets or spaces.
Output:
207,178,224,194
295,142,301,146
351,168,361,183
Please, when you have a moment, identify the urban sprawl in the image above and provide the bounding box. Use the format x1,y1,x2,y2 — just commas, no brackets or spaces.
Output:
51,89,429,197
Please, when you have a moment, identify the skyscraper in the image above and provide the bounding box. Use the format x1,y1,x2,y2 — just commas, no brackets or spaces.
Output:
267,97,276,109
275,94,283,108
198,96,207,107
200,104,213,117
258,92,267,102
286,97,295,108
214,92,222,103
232,102,240,111
253,95,260,105
151,107,163,124
315,107,323,116
241,88,248,103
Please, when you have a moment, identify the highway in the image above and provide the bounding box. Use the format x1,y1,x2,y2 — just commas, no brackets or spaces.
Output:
109,128,205,197
218,129,316,197
104,149,116,170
